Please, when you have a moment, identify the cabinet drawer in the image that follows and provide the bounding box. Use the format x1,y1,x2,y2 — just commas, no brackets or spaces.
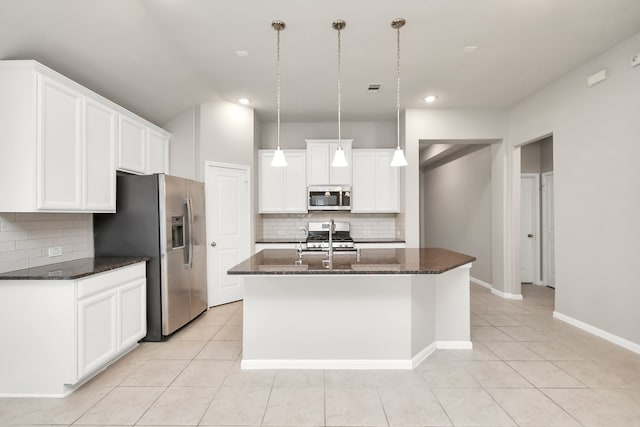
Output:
77,263,146,299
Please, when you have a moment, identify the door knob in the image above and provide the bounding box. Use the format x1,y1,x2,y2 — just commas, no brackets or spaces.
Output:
527,234,534,238
210,242,217,247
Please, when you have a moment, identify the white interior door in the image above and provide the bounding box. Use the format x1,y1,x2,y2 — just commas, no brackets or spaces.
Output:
205,163,250,306
542,172,556,288
520,174,540,283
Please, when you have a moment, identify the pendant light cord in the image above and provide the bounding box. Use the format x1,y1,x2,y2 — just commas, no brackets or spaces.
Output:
276,26,282,150
337,26,342,144
396,24,401,151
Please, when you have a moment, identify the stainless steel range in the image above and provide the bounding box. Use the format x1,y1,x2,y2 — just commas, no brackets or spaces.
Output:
306,221,354,250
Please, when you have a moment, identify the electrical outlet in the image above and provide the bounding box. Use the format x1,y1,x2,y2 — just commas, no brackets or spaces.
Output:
632,52,640,68
48,246,62,257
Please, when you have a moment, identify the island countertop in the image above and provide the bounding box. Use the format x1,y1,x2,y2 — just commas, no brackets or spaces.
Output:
228,248,475,275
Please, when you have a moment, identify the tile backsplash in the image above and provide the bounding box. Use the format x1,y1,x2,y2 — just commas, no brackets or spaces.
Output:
258,212,400,240
0,213,94,273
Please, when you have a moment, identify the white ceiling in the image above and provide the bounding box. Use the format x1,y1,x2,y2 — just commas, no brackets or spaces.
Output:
1,0,639,126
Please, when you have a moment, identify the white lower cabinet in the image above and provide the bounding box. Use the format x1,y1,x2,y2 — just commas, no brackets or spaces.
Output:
0,262,146,397
77,288,118,378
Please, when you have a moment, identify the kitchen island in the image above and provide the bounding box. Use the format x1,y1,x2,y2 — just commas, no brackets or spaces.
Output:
228,248,475,369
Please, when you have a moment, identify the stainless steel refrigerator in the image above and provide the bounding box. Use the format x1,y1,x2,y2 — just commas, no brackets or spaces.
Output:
94,173,207,341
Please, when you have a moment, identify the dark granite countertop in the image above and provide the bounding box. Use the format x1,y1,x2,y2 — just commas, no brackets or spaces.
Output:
228,248,474,275
0,256,149,280
255,238,406,244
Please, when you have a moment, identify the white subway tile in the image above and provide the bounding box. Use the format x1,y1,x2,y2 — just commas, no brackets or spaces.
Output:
72,242,89,252
2,248,43,262
42,220,74,230
0,241,16,253
0,259,29,274
1,221,42,232
0,231,29,241
63,228,88,237
0,213,17,222
15,238,53,250
28,229,65,239
15,213,53,221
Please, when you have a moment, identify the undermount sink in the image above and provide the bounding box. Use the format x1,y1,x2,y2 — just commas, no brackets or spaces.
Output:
258,264,309,272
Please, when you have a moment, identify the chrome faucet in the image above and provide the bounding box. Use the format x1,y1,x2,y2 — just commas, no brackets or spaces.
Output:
328,218,334,269
296,227,307,265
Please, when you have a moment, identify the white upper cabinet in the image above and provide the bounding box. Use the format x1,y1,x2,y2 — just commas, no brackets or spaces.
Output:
0,60,170,212
305,139,352,186
85,99,117,211
147,129,170,174
259,150,307,213
117,117,171,175
118,115,147,174
352,149,400,213
37,75,84,210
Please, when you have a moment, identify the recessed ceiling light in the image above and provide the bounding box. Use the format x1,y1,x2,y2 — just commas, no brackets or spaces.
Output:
235,50,249,57
238,98,251,105
424,95,437,103
462,46,479,53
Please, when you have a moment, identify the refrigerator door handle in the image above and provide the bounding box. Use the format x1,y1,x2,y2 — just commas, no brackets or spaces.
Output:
185,197,194,269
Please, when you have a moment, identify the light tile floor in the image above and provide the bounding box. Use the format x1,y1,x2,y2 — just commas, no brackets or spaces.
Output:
2,283,640,426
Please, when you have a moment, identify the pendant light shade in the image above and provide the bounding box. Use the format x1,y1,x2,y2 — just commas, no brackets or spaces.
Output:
390,148,408,167
271,20,287,167
332,19,348,168
332,146,348,167
271,147,287,167
390,18,407,168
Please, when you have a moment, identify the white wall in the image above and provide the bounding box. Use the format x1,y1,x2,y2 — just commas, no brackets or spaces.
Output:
405,109,510,293
199,101,255,178
260,121,395,149
164,101,255,181
0,213,93,273
509,31,640,347
164,106,198,180
422,146,493,283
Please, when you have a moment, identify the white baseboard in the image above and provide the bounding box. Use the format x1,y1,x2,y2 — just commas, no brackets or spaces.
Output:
491,288,523,300
241,358,413,370
553,311,640,355
470,276,523,300
470,276,493,290
436,341,473,350
411,342,437,368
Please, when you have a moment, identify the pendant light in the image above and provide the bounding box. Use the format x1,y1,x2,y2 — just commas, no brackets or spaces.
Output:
390,18,408,167
331,19,348,168
271,20,287,167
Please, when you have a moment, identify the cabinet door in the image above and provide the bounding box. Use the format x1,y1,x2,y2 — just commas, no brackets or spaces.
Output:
85,99,116,211
329,141,352,185
259,150,284,212
148,130,169,174
375,150,400,212
119,278,147,349
306,142,330,185
282,151,307,212
36,75,83,210
77,289,118,378
351,150,376,212
118,115,147,174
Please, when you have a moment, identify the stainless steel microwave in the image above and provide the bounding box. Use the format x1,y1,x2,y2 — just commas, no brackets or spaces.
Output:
308,185,351,211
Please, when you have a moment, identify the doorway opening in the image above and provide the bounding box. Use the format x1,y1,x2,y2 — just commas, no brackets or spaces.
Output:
519,136,555,289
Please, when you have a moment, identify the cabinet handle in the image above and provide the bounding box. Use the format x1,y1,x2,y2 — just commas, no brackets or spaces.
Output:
211,242,217,247
527,234,534,238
